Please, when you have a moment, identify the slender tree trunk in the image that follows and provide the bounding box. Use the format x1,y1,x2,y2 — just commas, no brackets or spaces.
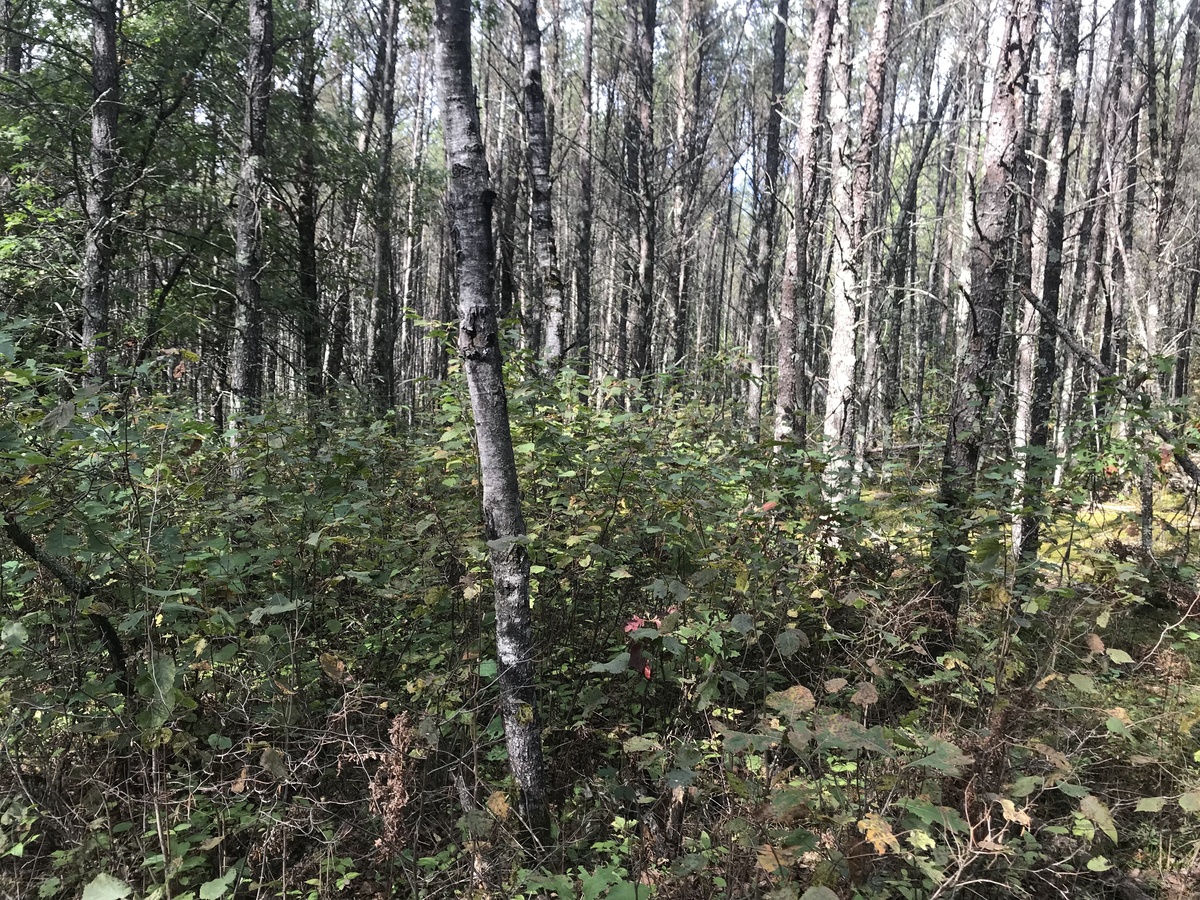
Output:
518,0,565,367
81,0,118,380
230,0,274,415
932,0,1037,635
745,0,788,435
574,0,594,373
775,0,835,444
369,0,400,412
3,0,24,74
296,0,322,398
434,0,548,840
1015,0,1080,575
625,0,656,379
822,0,893,488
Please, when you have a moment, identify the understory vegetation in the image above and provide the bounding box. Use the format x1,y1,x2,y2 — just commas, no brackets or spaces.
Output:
3,322,1200,900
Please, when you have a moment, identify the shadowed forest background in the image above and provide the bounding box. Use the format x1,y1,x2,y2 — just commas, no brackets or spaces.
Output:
4,0,1200,896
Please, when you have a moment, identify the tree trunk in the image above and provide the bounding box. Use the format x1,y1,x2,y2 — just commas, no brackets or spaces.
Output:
296,0,322,399
624,0,656,379
745,0,788,435
230,0,274,414
1015,0,1080,575
822,0,893,489
775,0,835,444
932,0,1037,635
433,0,548,840
369,0,400,413
574,0,594,374
81,0,118,380
519,0,566,366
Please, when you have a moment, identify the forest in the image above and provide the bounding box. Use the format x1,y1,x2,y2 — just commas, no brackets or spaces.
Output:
3,0,1200,895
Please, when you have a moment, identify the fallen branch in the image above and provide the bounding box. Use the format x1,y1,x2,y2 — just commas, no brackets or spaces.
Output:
2,514,132,698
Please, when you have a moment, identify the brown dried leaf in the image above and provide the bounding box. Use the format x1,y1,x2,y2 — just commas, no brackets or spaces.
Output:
1085,633,1106,654
851,682,879,708
486,790,510,820
230,767,248,794
824,677,849,694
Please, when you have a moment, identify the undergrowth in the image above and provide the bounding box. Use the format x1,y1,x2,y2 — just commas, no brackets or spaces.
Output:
2,334,1199,899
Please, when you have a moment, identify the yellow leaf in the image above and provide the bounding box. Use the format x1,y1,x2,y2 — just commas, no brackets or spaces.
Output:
858,813,900,854
486,790,510,820
998,797,1031,827
230,767,248,794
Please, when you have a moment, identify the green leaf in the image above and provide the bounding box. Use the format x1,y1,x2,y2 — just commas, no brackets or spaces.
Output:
1,620,29,649
774,628,807,657
622,735,659,753
198,867,238,900
730,613,755,634
81,874,132,900
588,652,630,674
1135,797,1167,812
800,888,840,900
1079,795,1117,841
248,596,299,624
1179,792,1200,813
913,738,973,775
1106,648,1135,665
1068,673,1097,694
1087,856,1112,872
41,400,75,435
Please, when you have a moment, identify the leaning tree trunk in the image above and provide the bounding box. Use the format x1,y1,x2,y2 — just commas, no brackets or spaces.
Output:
519,0,566,366
81,0,118,380
931,0,1037,638
230,0,273,416
433,0,549,840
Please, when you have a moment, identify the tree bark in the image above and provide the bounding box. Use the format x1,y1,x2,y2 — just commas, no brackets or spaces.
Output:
745,0,788,435
775,0,835,444
369,0,400,413
1015,0,1080,575
296,0,322,399
433,0,548,840
230,0,274,414
81,0,118,380
624,0,656,379
519,0,566,367
822,0,893,487
932,0,1037,633
574,0,595,374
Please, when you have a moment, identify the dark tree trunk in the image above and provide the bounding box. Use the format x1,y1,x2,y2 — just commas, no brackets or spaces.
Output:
932,0,1037,634
369,0,400,413
1016,0,1081,574
81,0,119,379
296,0,322,399
231,0,274,413
744,0,788,435
433,0,548,840
624,0,656,379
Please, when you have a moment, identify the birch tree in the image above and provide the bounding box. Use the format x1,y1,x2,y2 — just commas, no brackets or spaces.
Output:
932,0,1037,634
433,0,549,839
519,0,566,365
80,0,118,379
